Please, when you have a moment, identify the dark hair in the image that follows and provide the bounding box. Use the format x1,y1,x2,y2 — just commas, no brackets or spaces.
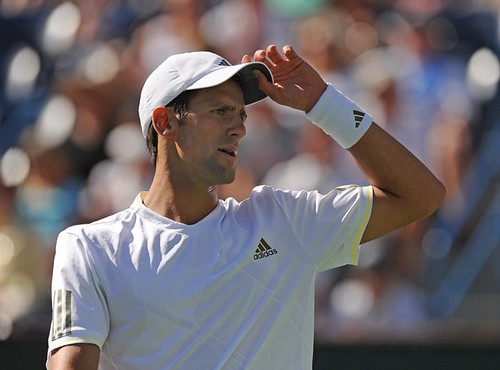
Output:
145,89,198,167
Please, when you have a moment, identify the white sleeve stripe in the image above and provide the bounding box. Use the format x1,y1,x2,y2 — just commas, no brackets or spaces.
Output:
51,289,72,340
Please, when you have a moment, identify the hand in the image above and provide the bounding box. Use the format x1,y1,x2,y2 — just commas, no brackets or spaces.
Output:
242,45,327,112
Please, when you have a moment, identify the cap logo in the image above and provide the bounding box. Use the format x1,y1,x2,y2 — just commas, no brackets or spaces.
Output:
219,59,230,66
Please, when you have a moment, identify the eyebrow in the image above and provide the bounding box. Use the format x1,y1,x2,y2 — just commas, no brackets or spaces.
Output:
212,102,246,112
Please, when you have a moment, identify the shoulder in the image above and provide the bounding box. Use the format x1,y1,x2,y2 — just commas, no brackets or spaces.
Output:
219,185,289,222
232,185,303,209
240,184,372,216
225,185,321,219
247,184,304,201
57,207,135,253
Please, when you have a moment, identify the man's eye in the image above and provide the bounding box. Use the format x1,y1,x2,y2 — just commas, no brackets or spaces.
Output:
213,108,226,115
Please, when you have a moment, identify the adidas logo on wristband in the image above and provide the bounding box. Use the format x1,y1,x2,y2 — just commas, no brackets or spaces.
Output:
305,84,373,149
353,110,365,128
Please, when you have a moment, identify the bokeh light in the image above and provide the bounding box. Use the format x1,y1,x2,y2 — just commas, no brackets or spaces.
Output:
0,234,15,266
41,2,81,56
83,44,120,84
467,47,500,101
330,278,375,319
33,95,76,149
0,147,30,187
5,46,40,102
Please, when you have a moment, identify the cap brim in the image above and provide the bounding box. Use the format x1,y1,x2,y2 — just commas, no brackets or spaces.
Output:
186,62,273,105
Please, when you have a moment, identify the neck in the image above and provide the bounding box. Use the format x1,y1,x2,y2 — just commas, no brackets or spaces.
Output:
144,170,219,225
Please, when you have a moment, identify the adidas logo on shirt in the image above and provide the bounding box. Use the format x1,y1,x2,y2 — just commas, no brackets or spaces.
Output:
253,238,278,260
353,110,365,128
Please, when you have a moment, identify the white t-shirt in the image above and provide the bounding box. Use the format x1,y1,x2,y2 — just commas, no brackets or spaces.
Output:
48,184,372,370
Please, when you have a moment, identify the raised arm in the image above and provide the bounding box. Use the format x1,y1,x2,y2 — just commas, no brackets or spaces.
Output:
246,44,445,243
348,122,445,242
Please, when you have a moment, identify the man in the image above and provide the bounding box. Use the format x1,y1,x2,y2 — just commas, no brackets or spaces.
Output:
48,45,445,369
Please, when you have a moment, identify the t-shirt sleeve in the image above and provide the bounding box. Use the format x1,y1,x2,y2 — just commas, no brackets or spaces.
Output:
47,229,109,357
266,184,373,271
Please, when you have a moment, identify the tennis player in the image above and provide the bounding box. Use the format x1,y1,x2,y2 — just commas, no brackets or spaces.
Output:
47,44,445,369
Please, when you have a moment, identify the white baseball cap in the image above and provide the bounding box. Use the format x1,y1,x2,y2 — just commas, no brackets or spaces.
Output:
138,51,274,137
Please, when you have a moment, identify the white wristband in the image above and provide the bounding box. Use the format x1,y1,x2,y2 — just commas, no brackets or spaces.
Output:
305,84,373,149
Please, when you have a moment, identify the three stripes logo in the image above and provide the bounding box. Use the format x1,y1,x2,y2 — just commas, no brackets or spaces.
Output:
51,289,73,340
353,110,365,128
253,238,278,260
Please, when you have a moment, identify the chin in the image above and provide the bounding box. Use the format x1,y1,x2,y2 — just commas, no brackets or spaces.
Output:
208,166,236,186
220,176,236,185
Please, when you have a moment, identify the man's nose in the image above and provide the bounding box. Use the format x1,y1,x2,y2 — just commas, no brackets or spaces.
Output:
227,118,246,139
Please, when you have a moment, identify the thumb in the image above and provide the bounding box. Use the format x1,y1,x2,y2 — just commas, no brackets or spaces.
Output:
253,69,276,97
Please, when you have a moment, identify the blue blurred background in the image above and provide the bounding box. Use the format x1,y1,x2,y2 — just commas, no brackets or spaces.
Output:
0,0,499,367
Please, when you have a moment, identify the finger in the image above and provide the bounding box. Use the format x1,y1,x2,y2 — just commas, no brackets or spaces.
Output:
253,49,267,62
266,44,285,65
283,45,299,61
253,49,273,69
241,54,251,64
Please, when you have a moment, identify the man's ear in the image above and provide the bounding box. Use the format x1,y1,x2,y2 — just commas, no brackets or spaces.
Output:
152,107,176,138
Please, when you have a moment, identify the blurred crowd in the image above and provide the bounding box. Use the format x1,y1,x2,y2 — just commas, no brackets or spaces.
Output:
1,0,500,344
